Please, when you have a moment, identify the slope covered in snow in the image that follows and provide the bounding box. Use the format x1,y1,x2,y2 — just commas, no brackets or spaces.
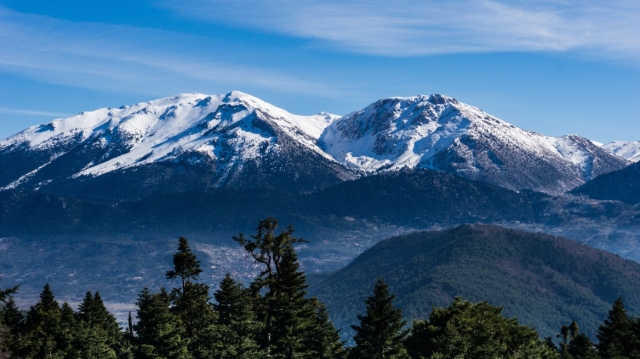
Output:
0,91,352,198
0,91,629,198
603,141,640,163
321,95,628,193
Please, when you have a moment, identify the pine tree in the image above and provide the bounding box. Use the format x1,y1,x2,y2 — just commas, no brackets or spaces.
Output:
23,284,66,359
166,237,218,358
0,279,18,304
568,335,598,359
70,291,123,359
304,299,346,359
596,296,637,358
213,274,263,359
268,244,314,358
0,298,23,358
350,278,409,359
134,287,191,359
234,218,307,356
558,321,579,359
234,218,344,358
405,297,557,359
166,237,203,292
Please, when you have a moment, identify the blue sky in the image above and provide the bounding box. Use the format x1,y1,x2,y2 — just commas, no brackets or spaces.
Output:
0,0,638,142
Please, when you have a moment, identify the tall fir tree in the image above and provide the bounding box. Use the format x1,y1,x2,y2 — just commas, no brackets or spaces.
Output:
596,296,640,359
134,288,191,359
268,244,314,358
0,297,23,358
166,237,203,292
234,218,344,358
350,278,409,359
23,284,66,359
213,274,263,359
70,291,124,359
166,237,218,359
234,218,306,355
304,299,347,359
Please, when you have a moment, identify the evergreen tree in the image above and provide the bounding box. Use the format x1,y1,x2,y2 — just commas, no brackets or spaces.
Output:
166,237,218,359
213,274,263,359
23,284,66,359
596,296,639,359
405,297,557,359
134,288,191,359
58,302,76,356
558,321,579,359
268,245,315,358
234,218,344,358
568,335,598,359
304,299,346,359
350,278,409,359
166,237,203,292
0,298,23,358
234,218,307,356
71,292,124,359
0,279,18,304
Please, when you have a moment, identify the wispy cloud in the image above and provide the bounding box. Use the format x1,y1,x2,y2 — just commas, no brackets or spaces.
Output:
162,0,640,61
0,107,70,118
0,7,342,98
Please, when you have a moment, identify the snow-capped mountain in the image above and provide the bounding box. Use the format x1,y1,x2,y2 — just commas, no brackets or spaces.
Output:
603,141,640,163
321,95,628,193
0,91,629,198
0,91,354,198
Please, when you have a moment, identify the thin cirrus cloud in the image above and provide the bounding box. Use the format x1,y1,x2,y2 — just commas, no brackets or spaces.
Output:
164,0,640,62
0,107,71,118
0,7,341,98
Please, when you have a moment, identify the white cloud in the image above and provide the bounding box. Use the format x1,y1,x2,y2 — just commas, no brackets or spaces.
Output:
0,7,342,98
0,107,70,118
163,0,640,61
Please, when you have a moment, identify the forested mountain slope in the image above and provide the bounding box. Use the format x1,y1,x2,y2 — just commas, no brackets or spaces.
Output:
308,225,640,338
573,161,640,205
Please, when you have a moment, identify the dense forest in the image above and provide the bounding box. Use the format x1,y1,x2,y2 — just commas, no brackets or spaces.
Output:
1,218,639,358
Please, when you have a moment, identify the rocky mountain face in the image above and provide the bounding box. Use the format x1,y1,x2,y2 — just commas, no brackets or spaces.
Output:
0,92,354,200
0,92,630,199
321,95,629,193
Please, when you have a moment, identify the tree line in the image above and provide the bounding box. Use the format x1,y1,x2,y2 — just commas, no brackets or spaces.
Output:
0,218,639,358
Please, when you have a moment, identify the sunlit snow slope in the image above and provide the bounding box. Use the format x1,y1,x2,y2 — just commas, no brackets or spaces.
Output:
603,141,640,163
0,91,353,198
0,92,629,198
321,95,628,193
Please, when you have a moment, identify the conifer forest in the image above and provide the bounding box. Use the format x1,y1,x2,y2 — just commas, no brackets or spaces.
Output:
1,218,639,359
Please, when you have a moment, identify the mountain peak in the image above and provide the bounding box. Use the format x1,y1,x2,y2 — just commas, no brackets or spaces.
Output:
0,91,630,196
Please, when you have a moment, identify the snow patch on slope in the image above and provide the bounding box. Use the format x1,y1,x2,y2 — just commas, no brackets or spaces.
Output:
603,141,640,162
0,91,339,180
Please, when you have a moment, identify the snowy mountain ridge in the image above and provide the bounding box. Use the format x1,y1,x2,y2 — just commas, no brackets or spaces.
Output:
0,91,630,196
603,141,640,163
320,94,628,192
0,91,338,186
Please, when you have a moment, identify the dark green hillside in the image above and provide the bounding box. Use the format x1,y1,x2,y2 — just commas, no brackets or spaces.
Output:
308,225,640,338
573,161,640,205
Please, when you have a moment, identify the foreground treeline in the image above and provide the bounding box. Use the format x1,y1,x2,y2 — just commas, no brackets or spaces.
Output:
0,218,639,359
